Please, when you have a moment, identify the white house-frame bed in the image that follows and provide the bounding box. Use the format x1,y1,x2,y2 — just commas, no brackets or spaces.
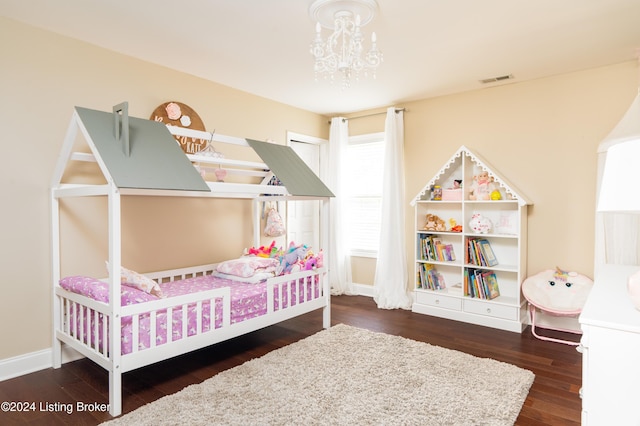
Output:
50,104,333,417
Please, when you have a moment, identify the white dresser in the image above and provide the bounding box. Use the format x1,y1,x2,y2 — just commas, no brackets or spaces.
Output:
579,264,640,425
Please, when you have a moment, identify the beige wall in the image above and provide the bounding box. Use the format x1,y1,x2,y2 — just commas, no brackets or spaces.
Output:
2,15,639,364
403,63,640,279
0,17,327,360
347,62,639,287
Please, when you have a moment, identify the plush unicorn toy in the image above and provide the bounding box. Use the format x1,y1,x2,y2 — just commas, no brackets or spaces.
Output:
277,242,309,275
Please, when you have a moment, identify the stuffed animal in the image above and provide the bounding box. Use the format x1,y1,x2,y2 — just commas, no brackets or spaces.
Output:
468,213,492,234
303,256,318,270
469,170,495,200
246,240,278,258
449,218,463,232
277,242,309,275
288,249,322,274
423,214,447,232
302,250,317,269
315,249,324,268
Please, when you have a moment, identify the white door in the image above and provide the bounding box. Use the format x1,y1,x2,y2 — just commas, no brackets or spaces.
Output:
287,132,325,250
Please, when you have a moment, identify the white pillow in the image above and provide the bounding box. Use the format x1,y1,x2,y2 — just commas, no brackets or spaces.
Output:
106,262,165,298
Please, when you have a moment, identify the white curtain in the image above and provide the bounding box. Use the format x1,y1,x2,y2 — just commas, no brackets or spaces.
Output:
373,108,412,309
328,117,355,295
595,90,640,272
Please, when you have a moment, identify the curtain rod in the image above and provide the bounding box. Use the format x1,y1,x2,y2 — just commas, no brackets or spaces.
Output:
327,108,405,124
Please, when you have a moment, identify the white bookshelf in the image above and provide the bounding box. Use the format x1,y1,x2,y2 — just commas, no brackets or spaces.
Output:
410,146,532,332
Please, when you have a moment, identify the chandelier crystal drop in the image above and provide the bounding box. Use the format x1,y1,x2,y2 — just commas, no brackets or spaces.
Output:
309,0,383,88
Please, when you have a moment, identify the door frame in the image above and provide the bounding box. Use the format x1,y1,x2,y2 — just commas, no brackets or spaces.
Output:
286,131,328,250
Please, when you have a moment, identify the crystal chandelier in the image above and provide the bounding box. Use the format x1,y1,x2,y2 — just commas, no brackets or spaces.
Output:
309,0,383,87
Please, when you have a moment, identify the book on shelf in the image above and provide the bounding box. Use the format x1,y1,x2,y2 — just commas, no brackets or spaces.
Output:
463,269,469,297
417,263,447,291
463,268,500,300
474,269,486,298
419,234,456,262
478,239,498,266
466,238,498,267
483,271,500,299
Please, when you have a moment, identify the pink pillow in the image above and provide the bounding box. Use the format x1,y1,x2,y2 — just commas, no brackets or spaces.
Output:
59,276,158,305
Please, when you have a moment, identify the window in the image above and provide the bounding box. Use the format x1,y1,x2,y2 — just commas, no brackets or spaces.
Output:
344,132,385,257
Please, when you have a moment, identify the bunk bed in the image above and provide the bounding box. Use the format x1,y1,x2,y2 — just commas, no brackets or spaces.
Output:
50,104,333,417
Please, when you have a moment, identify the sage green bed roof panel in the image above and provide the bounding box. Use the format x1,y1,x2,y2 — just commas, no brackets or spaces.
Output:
246,139,334,198
75,106,210,192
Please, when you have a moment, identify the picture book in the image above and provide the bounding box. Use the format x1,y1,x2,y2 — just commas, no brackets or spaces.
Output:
478,239,498,267
483,272,500,299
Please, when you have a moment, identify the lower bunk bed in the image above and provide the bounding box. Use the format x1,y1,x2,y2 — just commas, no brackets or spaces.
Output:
52,260,329,417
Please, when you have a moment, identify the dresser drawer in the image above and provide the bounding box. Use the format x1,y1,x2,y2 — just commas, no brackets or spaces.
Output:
415,291,462,311
463,299,519,320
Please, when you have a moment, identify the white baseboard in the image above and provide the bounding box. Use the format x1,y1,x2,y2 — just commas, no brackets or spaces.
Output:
0,344,84,382
353,282,374,297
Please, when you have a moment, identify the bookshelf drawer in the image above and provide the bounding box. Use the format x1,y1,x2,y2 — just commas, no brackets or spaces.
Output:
463,299,519,320
415,291,462,311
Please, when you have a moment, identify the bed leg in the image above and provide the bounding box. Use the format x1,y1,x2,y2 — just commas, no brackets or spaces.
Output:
109,369,122,417
52,339,62,369
323,300,331,329
52,294,62,369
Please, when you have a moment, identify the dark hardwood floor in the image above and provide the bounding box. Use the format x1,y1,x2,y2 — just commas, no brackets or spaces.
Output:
0,295,582,425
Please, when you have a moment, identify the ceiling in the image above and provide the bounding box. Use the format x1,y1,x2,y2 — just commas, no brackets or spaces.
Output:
2,0,640,115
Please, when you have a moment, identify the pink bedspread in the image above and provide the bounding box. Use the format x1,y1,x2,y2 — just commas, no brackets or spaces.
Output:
64,274,320,355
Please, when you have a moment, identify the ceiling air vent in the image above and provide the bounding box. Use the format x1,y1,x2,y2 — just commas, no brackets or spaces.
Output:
479,74,514,84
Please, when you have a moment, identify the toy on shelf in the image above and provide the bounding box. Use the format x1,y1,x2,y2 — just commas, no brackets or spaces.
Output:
423,214,447,232
468,213,492,234
431,185,443,201
468,170,496,200
449,218,463,232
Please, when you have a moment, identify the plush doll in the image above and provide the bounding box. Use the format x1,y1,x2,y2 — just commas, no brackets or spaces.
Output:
468,170,495,200
423,214,447,232
468,213,492,234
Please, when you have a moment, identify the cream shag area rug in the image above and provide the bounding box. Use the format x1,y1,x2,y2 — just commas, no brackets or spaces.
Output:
103,324,534,426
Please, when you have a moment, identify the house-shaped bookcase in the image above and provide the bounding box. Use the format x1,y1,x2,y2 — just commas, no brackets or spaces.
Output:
411,145,532,332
